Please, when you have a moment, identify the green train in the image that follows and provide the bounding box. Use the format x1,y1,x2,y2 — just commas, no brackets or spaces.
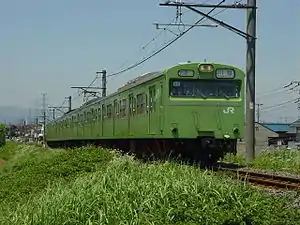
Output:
46,62,245,164
0,124,6,147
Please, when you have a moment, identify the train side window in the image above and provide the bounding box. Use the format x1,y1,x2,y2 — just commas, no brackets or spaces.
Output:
137,93,145,114
91,108,95,120
149,85,156,113
84,112,87,123
120,99,127,117
87,111,90,122
107,104,112,119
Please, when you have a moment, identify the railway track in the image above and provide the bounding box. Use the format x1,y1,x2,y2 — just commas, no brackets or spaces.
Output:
215,167,300,190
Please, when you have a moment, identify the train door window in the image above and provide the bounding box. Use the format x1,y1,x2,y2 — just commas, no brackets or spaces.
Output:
120,99,126,118
102,104,106,119
133,97,137,116
149,85,156,113
107,104,112,119
116,101,120,118
98,108,101,120
129,95,134,117
118,101,121,117
160,83,163,107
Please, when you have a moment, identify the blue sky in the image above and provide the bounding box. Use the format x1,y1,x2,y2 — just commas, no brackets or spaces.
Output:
0,0,299,122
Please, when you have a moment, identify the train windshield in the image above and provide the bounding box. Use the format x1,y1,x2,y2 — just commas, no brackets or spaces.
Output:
170,79,241,99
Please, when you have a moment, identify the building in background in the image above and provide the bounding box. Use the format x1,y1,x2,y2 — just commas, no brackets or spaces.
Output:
255,122,296,148
290,119,300,142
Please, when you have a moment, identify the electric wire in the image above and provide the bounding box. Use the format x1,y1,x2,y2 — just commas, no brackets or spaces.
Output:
261,97,300,112
107,0,227,78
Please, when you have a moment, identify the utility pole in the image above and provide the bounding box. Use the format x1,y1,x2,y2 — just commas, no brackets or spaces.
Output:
71,70,107,103
66,96,72,112
41,93,47,147
102,70,107,97
96,70,107,97
159,0,257,163
256,103,263,123
51,109,55,120
245,0,257,163
48,106,68,118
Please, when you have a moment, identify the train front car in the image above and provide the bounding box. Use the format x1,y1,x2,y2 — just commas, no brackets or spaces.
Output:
165,62,245,165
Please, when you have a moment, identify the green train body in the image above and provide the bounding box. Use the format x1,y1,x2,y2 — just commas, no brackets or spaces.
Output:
46,62,245,163
0,124,6,147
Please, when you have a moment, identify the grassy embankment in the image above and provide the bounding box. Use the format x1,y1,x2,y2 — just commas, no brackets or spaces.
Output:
222,147,300,174
0,142,299,224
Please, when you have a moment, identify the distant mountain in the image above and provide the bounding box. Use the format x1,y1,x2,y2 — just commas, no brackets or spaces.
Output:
0,106,38,124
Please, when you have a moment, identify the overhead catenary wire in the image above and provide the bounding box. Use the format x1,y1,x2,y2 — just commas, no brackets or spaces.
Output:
69,6,193,103
115,16,179,72
107,0,228,78
260,97,300,112
257,81,300,97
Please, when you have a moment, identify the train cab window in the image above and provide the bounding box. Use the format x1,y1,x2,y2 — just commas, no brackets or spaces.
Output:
170,79,241,99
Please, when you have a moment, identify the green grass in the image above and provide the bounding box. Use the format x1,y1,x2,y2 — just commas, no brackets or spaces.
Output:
0,143,299,224
223,148,300,174
0,142,114,204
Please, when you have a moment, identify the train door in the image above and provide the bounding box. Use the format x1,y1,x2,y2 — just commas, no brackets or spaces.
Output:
101,104,105,136
159,82,164,132
128,94,134,135
148,85,156,134
113,99,117,136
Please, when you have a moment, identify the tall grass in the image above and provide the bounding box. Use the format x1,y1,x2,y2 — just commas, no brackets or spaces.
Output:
223,148,300,174
0,143,299,224
0,142,114,204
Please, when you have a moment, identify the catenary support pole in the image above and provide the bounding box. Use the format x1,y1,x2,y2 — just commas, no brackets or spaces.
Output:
245,0,256,163
102,70,107,97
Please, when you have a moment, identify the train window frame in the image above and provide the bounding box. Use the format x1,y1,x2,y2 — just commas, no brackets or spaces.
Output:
120,99,127,118
98,108,101,120
149,85,156,112
136,93,145,114
169,79,242,99
107,104,112,119
113,99,118,118
102,104,106,119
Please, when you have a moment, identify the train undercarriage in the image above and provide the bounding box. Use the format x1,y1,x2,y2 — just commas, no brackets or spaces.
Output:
47,137,237,167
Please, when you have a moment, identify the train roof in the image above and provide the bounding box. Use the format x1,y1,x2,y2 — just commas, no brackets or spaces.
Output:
49,70,164,124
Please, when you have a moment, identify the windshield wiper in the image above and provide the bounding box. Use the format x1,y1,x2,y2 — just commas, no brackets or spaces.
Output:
220,90,230,99
198,91,207,99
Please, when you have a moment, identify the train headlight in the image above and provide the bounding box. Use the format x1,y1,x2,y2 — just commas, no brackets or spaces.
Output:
199,64,214,72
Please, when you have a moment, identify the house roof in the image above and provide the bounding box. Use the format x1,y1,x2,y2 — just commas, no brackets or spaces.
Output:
290,119,300,127
260,123,296,133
